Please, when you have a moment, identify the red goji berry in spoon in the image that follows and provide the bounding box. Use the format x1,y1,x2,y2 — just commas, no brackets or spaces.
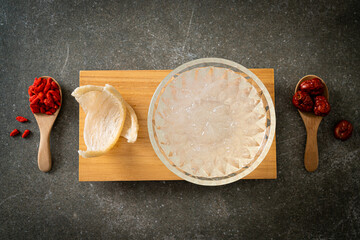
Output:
28,77,61,115
28,76,62,172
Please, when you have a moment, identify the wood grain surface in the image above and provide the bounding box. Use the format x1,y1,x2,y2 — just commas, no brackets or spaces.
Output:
78,69,277,181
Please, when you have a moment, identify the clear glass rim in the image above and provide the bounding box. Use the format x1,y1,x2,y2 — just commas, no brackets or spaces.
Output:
148,58,276,186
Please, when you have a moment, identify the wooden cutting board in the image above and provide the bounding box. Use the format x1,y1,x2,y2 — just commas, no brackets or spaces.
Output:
78,69,277,181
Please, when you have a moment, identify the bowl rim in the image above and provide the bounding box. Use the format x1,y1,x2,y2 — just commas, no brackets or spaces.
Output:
148,58,276,186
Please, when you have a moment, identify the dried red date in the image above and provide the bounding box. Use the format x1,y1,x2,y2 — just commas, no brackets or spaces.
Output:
292,91,313,112
334,120,353,140
300,78,324,95
48,90,60,102
313,96,331,116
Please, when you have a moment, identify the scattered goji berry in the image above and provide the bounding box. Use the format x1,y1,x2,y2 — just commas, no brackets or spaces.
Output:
10,129,20,137
22,130,30,138
16,116,28,122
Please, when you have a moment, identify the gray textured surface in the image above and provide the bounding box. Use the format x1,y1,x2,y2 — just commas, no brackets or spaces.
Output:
1,0,359,239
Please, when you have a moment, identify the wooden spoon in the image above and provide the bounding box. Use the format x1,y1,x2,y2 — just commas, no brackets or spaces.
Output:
295,75,329,172
33,76,62,172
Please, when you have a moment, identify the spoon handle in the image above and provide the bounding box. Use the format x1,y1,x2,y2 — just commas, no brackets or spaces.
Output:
304,128,319,172
38,128,52,172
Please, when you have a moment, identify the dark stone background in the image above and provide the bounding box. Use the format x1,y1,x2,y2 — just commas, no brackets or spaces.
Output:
1,0,359,239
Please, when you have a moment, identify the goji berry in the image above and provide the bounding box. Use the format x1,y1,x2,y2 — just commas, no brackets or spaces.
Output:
314,96,331,116
44,98,54,108
51,81,58,90
30,105,40,113
43,78,52,93
29,95,37,102
38,92,45,101
28,86,34,96
34,82,45,93
292,91,313,112
10,129,20,137
45,111,52,115
334,120,353,140
48,90,60,102
16,116,28,122
22,130,30,138
30,96,40,105
46,92,54,102
299,78,324,96
33,77,42,86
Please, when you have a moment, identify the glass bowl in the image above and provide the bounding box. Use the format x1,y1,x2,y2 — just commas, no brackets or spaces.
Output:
148,58,276,186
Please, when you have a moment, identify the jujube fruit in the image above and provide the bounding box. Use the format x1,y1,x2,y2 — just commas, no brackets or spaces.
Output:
313,96,331,116
334,120,353,140
299,78,324,95
292,91,314,112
